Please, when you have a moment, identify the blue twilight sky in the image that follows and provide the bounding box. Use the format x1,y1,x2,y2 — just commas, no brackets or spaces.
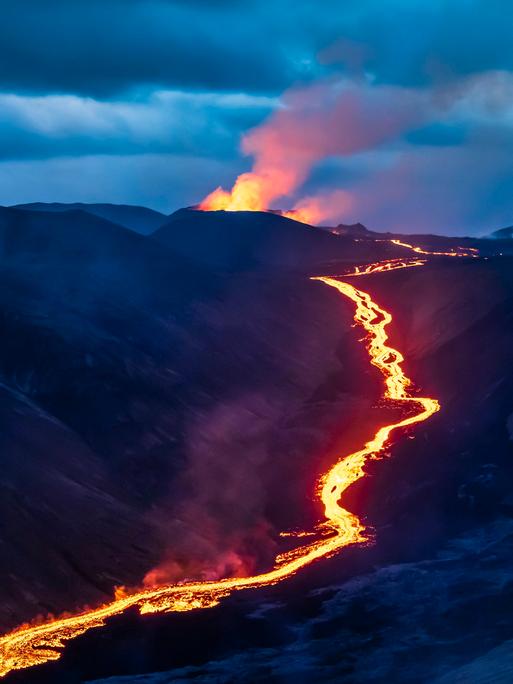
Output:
1,0,513,234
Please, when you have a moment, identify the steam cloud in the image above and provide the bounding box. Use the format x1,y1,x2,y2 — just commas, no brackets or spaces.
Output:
201,78,430,224
201,69,513,228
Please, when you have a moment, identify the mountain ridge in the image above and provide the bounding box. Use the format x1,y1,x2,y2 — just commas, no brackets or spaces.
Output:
10,202,168,236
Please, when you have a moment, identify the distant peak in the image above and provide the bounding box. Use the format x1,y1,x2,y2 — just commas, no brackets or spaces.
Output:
333,222,371,236
489,225,513,239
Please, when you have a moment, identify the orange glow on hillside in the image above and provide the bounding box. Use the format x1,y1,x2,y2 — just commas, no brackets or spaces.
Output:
0,256,446,679
282,207,318,224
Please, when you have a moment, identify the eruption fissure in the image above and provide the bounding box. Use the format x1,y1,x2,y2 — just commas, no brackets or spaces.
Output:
0,252,448,678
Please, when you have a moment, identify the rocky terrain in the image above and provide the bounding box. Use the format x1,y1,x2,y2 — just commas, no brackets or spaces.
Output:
0,205,397,629
1,205,513,682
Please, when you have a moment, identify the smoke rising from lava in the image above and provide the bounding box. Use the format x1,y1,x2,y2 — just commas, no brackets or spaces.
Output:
144,394,279,586
200,78,429,224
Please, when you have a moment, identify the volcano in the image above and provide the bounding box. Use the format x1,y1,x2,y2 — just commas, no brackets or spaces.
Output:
153,208,411,270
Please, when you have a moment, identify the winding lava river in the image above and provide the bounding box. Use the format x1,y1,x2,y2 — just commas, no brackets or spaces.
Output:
0,242,475,679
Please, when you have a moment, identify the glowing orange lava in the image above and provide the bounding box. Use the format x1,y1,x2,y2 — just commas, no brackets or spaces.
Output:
389,238,479,258
340,257,426,277
199,179,321,225
200,193,337,226
199,179,348,225
0,259,443,678
200,174,268,213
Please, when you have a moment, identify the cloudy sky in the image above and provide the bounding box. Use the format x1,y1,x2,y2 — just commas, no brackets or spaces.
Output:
2,0,513,234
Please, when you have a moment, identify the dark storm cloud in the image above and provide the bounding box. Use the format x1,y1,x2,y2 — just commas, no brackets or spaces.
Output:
317,0,513,87
2,0,513,233
0,0,300,97
1,0,512,97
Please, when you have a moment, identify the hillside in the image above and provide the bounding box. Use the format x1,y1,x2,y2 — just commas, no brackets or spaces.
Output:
152,208,406,270
11,203,168,235
0,206,369,628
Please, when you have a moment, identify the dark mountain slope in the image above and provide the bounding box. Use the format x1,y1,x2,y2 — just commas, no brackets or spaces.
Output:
0,206,225,625
0,206,216,309
0,383,159,628
153,208,405,270
0,206,373,628
23,251,513,684
6,208,513,683
11,203,167,235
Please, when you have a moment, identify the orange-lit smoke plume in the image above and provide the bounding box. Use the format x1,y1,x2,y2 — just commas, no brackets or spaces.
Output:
201,80,427,224
283,189,353,225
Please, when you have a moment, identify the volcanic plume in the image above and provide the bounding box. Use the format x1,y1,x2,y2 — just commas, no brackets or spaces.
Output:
200,79,428,224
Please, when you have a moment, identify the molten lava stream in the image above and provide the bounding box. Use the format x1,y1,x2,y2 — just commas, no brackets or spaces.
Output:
388,238,479,258
340,257,426,277
0,264,441,679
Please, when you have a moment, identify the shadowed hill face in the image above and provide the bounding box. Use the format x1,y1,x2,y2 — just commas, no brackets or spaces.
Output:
0,206,224,625
10,249,513,684
0,205,373,629
0,206,217,311
17,254,513,684
489,225,513,240
152,208,405,270
10,203,168,235
4,206,513,683
332,222,372,236
0,383,160,627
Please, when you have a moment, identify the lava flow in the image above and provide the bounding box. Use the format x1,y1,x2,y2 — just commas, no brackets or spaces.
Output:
389,238,479,258
342,257,426,277
0,259,443,679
